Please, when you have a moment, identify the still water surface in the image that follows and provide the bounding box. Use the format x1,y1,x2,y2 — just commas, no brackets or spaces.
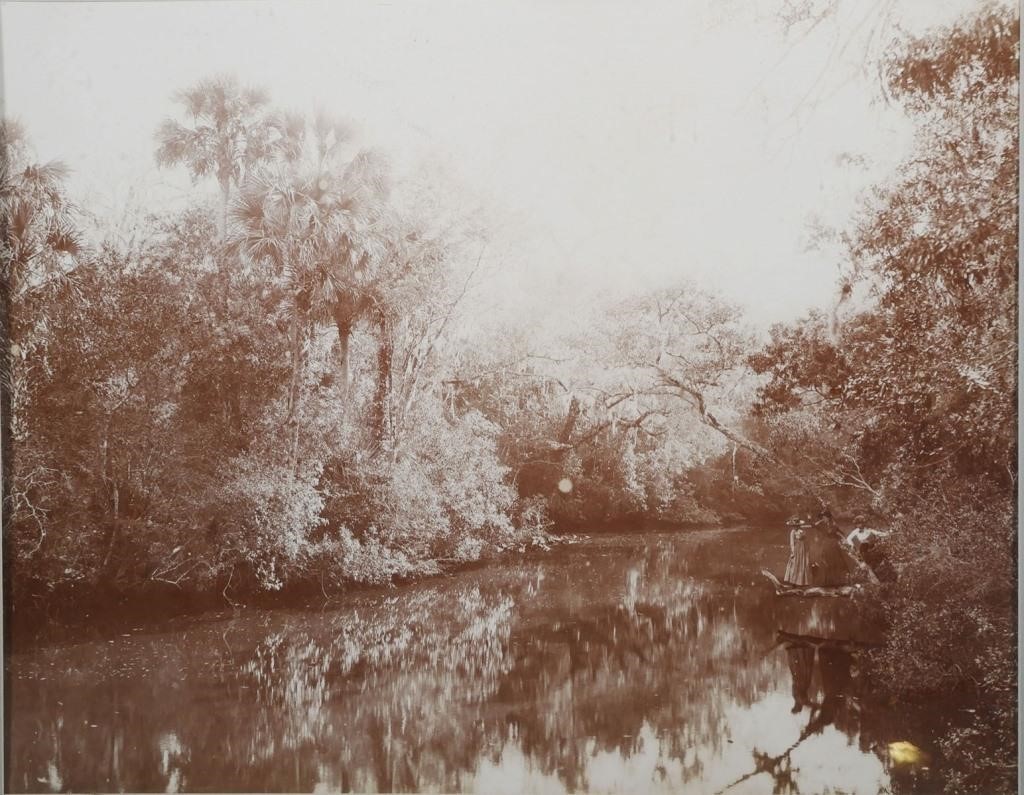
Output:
8,528,945,793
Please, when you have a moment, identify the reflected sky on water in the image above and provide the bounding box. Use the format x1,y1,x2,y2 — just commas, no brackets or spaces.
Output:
7,528,943,793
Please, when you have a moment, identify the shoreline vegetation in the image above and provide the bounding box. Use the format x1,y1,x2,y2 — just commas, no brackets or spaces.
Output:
7,522,746,642
5,517,808,640
3,4,1017,793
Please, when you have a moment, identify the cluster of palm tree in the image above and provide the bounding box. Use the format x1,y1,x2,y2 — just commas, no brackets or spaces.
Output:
1,120,83,304
154,76,303,237
1,119,90,545
1,120,89,400
155,75,432,464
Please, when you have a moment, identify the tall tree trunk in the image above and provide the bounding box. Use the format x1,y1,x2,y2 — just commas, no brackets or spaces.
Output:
371,315,393,452
549,395,582,495
101,480,119,574
0,267,11,550
286,312,303,475
217,175,230,240
333,308,352,400
98,416,119,574
558,396,581,446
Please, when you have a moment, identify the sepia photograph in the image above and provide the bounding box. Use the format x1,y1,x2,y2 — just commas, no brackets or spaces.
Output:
0,0,1018,792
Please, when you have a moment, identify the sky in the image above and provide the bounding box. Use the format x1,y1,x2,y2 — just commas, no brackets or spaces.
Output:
0,0,993,329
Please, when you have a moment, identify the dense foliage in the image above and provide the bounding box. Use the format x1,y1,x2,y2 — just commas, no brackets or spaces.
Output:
5,99,545,598
2,4,1017,789
748,4,1018,790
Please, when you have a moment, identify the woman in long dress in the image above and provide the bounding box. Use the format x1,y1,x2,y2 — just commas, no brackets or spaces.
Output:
785,524,812,585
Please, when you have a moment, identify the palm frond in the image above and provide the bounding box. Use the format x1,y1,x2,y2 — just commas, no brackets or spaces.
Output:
242,83,270,108
175,84,211,119
276,112,307,162
187,149,216,180
6,199,35,246
229,185,269,228
46,220,84,258
20,160,71,195
155,119,197,167
343,149,392,204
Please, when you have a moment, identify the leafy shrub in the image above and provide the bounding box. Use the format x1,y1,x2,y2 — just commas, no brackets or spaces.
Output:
217,455,326,590
866,476,1016,793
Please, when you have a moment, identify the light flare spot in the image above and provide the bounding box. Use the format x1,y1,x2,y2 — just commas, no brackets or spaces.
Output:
557,478,573,494
888,741,929,766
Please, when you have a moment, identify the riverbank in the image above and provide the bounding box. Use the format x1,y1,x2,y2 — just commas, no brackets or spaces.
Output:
8,521,776,647
5,527,964,794
6,531,590,648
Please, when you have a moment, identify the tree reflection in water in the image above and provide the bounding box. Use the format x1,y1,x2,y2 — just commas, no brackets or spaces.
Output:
7,529,938,793
717,634,863,795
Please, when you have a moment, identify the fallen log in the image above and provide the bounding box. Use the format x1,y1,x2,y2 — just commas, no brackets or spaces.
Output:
760,569,860,598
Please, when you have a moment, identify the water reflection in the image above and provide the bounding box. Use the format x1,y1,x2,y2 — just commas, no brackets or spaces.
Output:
7,529,939,793
717,632,866,795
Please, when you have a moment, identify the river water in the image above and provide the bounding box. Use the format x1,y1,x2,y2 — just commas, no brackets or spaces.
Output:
7,527,949,793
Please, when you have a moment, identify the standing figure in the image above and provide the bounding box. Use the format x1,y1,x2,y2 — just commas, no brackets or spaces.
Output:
784,521,812,585
809,508,851,586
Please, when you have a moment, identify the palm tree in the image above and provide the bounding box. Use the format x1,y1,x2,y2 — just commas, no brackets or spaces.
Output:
308,145,394,399
233,116,391,380
293,139,445,451
228,113,388,465
1,121,85,541
155,75,302,237
1,120,85,393
1,120,83,298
